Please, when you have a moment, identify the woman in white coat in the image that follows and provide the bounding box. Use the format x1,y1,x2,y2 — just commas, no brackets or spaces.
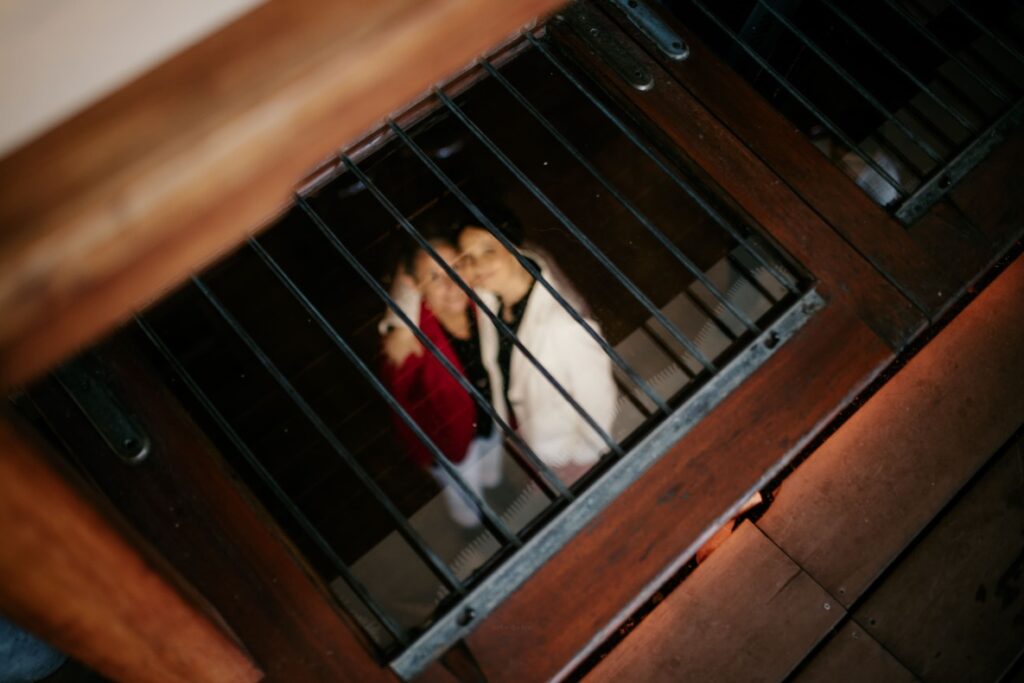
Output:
457,223,618,485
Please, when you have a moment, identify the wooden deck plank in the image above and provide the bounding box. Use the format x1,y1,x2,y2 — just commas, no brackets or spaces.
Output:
793,621,919,683
596,2,962,320
0,0,562,389
25,332,396,682
461,299,891,682
947,127,1024,249
586,522,844,683
854,431,1024,683
758,254,1024,606
551,9,925,350
0,414,262,683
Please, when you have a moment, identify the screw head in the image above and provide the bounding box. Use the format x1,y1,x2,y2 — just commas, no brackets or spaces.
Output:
457,607,476,627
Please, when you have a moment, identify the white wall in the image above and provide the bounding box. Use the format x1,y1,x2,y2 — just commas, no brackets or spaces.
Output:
0,0,264,157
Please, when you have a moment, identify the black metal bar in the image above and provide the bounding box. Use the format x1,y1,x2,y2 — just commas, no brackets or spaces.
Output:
819,0,977,133
246,237,531,545
895,97,1024,224
930,71,992,122
959,42,1023,95
903,99,967,153
947,0,1024,66
301,176,624,468
436,90,718,374
386,120,671,416
524,31,801,295
189,275,467,593
678,3,910,194
481,59,761,335
725,253,779,306
865,128,929,181
755,0,946,166
613,374,656,420
134,316,409,646
293,200,577,499
641,322,697,381
880,0,1010,102
682,286,741,343
390,289,825,679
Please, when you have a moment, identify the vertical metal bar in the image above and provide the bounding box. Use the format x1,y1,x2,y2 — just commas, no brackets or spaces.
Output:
386,120,671,416
682,287,741,342
641,323,698,381
879,0,1010,102
726,253,780,305
300,182,625,463
819,0,977,133
246,239,543,539
436,89,718,374
134,317,409,646
931,72,992,121
865,129,930,180
524,32,801,296
903,99,967,152
613,375,656,419
947,0,1024,66
189,275,468,592
755,0,946,165
683,1,909,195
481,59,761,335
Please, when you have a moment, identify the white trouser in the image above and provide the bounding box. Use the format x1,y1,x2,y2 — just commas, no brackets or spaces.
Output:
430,429,504,527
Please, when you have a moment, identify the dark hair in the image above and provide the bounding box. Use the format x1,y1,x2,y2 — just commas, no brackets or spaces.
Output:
452,201,524,246
397,229,458,276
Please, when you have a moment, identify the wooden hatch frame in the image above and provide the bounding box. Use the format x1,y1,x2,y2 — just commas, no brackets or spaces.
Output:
3,1,1021,682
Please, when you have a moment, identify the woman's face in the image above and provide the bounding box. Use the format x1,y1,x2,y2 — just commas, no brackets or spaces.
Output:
457,226,521,294
412,244,468,317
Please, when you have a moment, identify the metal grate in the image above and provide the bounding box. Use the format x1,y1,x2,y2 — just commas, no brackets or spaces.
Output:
664,0,1024,223
136,25,819,678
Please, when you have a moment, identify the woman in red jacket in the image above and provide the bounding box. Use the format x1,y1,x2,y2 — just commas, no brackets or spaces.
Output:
380,236,507,527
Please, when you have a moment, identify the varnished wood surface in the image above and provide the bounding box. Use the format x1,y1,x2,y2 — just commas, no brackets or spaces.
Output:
25,331,397,683
0,0,564,389
853,430,1024,683
550,9,925,350
947,126,1024,249
0,413,262,683
792,621,918,683
758,253,1024,605
447,299,891,683
596,2,960,320
586,522,844,683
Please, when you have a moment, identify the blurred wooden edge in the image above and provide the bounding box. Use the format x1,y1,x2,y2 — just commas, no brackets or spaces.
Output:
0,413,263,683
0,0,564,389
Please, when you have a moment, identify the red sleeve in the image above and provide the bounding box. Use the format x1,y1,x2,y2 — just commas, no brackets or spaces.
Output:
380,347,434,469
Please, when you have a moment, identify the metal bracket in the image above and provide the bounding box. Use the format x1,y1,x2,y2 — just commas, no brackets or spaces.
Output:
557,2,655,91
55,354,150,465
608,0,690,60
895,98,1024,225
390,288,824,680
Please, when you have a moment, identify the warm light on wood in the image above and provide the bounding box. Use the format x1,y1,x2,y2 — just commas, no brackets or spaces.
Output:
0,0,564,388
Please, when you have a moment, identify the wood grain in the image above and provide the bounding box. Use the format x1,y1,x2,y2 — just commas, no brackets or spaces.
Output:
25,331,398,682
459,299,891,682
549,10,925,350
0,413,262,683
947,125,1024,248
758,253,1024,606
854,430,1024,683
793,620,918,683
587,522,844,683
596,2,959,319
0,0,563,388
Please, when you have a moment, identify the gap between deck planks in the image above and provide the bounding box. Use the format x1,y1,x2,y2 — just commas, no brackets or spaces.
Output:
577,252,1023,683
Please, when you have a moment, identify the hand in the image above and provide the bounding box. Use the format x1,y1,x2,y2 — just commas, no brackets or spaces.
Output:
383,326,423,366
